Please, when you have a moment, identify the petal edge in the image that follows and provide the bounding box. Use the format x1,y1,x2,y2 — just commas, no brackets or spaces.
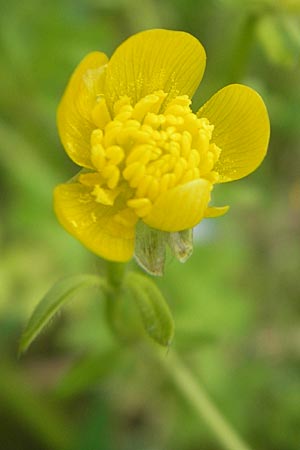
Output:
57,52,108,168
105,29,206,108
54,183,135,262
143,179,212,232
198,84,270,182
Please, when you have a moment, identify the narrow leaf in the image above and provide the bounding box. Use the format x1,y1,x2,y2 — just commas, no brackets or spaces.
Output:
19,274,105,355
125,272,174,346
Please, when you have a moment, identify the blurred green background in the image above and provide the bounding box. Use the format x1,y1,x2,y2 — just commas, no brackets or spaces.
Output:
1,0,300,449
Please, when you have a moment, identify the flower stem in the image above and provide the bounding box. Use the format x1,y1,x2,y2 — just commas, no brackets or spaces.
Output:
103,261,252,450
105,261,126,289
156,349,252,450
104,261,130,342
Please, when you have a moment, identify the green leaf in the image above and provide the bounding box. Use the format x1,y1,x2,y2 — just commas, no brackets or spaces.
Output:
19,274,106,355
124,272,175,346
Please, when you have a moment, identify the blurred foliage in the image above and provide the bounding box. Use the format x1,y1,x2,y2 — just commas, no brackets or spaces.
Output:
0,0,300,449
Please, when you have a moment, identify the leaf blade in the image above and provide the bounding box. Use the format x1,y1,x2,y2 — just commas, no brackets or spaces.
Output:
19,274,105,355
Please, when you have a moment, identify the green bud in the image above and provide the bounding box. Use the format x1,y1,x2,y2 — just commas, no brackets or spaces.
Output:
125,271,175,347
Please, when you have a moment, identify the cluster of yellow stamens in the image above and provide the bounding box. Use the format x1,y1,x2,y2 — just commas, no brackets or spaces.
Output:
79,90,221,221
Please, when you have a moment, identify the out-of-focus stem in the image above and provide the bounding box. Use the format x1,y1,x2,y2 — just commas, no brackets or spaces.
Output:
103,261,252,450
157,349,252,450
226,13,259,82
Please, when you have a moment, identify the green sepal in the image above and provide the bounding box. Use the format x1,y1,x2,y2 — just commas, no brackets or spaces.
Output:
134,221,168,276
124,271,175,347
168,229,193,262
19,274,106,355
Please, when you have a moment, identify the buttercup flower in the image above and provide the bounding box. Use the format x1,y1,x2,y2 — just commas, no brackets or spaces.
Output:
54,29,270,264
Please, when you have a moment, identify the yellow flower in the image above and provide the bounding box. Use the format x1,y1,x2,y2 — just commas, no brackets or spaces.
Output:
54,29,270,262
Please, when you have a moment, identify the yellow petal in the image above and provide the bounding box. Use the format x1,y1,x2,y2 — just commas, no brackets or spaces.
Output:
204,205,229,218
57,52,108,168
198,84,270,182
143,179,212,232
105,29,206,108
53,182,135,262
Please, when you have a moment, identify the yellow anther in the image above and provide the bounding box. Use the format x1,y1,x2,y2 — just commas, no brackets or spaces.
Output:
173,161,184,181
127,197,152,217
193,167,200,178
132,94,160,122
168,141,180,157
143,113,163,129
181,169,195,184
170,133,181,142
136,175,154,198
92,97,111,129
146,178,159,201
102,164,117,180
200,153,215,175
147,158,165,175
114,111,133,123
166,115,184,126
107,167,120,189
209,143,222,163
116,126,142,146
165,104,187,116
123,161,144,181
126,145,152,165
128,165,146,188
197,131,210,153
79,172,103,187
91,129,103,146
181,131,192,157
205,171,220,183
106,145,124,165
199,117,213,133
92,185,119,205
114,208,138,227
149,147,162,160
166,126,176,136
188,149,201,167
82,90,221,219
132,90,167,120
105,120,122,133
131,130,153,144
104,127,123,147
167,95,191,108
91,143,106,170
125,119,141,128
113,96,132,115
159,173,170,194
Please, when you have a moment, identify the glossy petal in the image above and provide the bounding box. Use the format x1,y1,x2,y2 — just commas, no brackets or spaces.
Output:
57,52,108,168
204,205,229,218
198,84,270,182
143,179,212,232
105,29,206,108
54,183,135,261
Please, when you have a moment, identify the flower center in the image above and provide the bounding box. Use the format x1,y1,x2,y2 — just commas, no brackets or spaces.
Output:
80,90,221,220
